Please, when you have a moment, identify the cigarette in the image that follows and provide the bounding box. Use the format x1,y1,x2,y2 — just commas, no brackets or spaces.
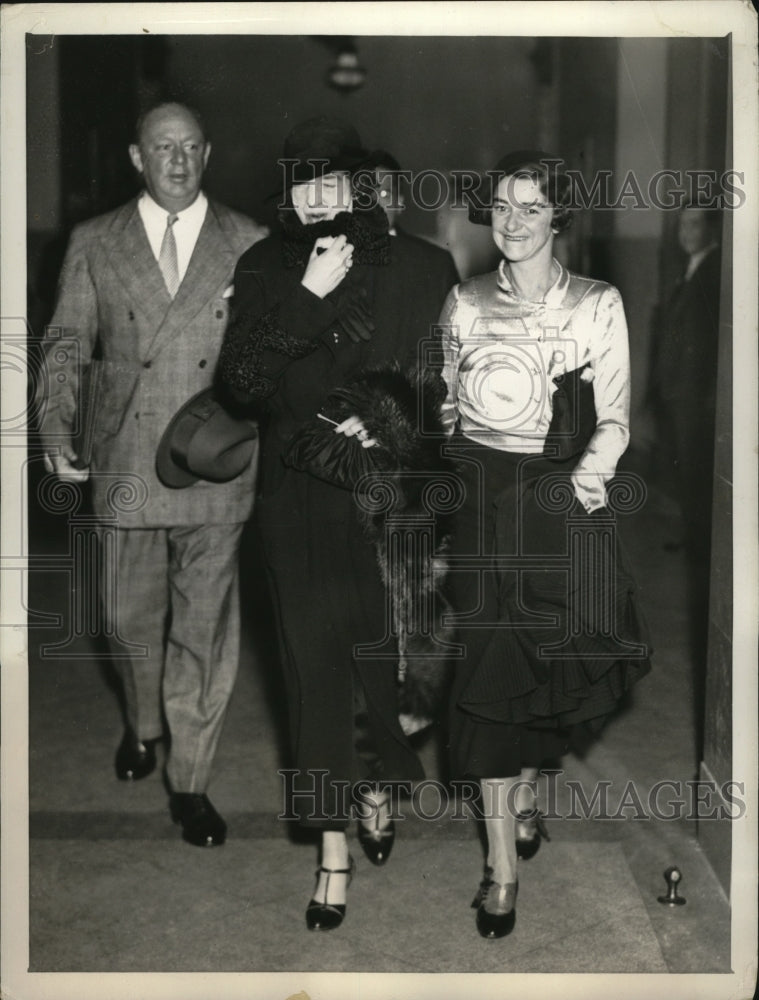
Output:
317,413,339,426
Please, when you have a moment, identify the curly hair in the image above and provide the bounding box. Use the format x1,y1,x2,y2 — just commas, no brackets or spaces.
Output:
470,149,574,233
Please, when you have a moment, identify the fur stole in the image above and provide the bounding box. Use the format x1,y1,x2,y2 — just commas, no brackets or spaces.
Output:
284,365,458,723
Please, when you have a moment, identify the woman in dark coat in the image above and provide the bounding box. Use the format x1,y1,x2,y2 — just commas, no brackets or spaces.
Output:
440,151,651,939
218,117,458,930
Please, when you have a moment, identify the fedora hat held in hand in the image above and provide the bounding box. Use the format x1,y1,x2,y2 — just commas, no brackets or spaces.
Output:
156,387,258,489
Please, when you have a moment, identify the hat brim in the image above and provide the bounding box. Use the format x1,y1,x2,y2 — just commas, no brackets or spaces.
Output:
265,150,374,203
155,388,258,490
156,395,203,488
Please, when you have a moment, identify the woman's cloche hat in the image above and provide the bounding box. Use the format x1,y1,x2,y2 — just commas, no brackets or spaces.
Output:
272,116,371,196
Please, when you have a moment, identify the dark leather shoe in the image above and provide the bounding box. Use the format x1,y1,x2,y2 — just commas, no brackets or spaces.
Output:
472,869,518,939
115,729,159,781
515,809,551,861
170,793,227,847
306,857,355,931
357,817,395,866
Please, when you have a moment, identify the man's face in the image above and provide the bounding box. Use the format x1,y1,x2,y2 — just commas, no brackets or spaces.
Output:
129,105,210,213
678,209,712,256
290,172,353,224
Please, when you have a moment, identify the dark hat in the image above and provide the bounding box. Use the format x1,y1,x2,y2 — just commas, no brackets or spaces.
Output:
365,149,403,173
467,149,565,225
155,387,258,489
271,116,371,197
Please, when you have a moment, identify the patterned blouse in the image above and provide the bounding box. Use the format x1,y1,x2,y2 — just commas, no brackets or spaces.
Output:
438,259,631,511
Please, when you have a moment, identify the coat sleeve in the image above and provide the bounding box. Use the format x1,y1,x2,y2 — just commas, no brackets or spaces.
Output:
217,250,342,405
38,224,99,453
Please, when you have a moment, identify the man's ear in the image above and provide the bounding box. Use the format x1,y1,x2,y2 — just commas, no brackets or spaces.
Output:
202,142,212,170
128,144,144,174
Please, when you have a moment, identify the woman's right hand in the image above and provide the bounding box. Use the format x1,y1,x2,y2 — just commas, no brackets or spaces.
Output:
334,414,378,448
301,235,354,298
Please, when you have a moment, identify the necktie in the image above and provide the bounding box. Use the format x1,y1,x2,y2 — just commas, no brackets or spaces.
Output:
158,214,179,298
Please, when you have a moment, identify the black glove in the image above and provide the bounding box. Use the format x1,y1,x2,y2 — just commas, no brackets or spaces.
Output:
334,285,375,344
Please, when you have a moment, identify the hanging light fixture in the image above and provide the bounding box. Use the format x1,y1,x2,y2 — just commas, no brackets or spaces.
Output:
325,38,366,92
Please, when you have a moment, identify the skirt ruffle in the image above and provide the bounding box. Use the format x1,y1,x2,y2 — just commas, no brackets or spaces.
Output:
459,562,652,729
447,437,652,777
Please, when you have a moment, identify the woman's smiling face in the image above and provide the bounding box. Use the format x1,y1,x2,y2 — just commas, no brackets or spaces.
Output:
491,173,555,264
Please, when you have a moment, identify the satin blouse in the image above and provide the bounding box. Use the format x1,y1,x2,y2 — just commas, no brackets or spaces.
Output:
438,259,631,511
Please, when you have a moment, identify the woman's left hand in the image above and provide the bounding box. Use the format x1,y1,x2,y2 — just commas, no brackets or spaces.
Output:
334,415,378,448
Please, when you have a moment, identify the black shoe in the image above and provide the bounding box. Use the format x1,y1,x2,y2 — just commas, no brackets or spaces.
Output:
115,729,159,781
306,857,355,931
170,793,227,847
472,868,517,939
357,814,396,867
515,809,551,861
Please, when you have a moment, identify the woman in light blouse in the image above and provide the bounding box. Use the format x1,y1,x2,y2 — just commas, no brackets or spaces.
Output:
439,151,651,939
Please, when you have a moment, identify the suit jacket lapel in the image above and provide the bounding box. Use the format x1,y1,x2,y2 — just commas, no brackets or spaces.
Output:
143,201,237,361
101,200,172,341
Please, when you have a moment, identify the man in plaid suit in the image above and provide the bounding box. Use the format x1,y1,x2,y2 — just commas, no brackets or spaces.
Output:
40,102,267,846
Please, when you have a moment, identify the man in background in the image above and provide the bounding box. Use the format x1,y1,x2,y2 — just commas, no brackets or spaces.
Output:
652,202,722,572
40,102,267,846
367,149,459,289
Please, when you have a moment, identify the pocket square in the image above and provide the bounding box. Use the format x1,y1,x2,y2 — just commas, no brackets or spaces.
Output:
222,285,234,299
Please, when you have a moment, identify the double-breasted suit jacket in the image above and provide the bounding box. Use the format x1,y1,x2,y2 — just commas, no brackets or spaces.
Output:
41,196,265,526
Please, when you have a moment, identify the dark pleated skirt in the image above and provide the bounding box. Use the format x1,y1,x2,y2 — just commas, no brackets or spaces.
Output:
447,437,651,779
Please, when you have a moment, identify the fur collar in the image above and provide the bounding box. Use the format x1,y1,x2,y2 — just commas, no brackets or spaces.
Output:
279,205,391,267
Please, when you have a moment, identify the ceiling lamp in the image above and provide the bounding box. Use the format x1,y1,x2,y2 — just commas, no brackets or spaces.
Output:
327,43,366,92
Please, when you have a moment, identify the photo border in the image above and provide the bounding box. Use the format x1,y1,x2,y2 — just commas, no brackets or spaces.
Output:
2,3,757,999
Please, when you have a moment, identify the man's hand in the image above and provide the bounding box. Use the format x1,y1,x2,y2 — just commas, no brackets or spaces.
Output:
301,235,354,298
44,444,89,481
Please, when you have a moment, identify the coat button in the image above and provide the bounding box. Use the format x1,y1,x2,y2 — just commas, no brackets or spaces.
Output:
143,361,152,369
128,310,135,321
198,359,207,368
215,309,224,319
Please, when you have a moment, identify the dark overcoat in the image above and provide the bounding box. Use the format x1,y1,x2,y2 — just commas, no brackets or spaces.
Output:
652,244,722,560
220,211,458,826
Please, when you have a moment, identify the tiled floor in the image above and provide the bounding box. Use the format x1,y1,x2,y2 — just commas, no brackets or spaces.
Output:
17,466,737,990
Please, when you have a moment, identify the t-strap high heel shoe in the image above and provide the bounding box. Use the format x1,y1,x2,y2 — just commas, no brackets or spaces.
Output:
515,809,551,861
471,866,518,939
305,856,355,931
357,798,395,866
